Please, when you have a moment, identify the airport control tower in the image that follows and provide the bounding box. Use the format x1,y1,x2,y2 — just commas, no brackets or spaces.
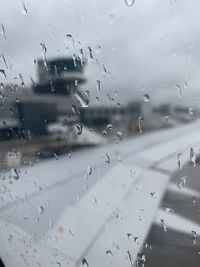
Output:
34,57,86,95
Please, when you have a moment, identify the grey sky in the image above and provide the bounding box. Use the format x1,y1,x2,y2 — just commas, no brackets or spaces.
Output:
0,0,200,106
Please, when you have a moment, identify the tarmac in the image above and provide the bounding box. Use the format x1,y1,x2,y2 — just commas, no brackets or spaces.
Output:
143,160,200,267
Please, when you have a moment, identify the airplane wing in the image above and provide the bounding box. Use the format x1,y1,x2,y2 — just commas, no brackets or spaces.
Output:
1,120,200,266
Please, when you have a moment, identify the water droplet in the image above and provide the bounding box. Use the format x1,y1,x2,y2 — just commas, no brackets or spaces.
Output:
66,34,75,50
74,91,89,107
138,116,143,134
177,176,186,189
105,153,110,164
82,258,89,267
0,69,6,79
95,45,101,54
0,23,6,41
19,73,25,87
1,54,8,69
68,152,72,158
87,166,92,176
177,152,182,170
0,82,4,89
79,49,84,66
53,153,59,160
102,64,107,74
30,76,36,86
190,147,196,167
106,250,113,256
106,124,112,133
124,0,135,7
188,108,194,116
164,116,170,123
162,205,174,214
38,206,44,214
175,84,182,99
96,80,101,93
21,2,28,15
142,94,151,103
183,81,188,89
192,230,197,245
76,122,83,135
160,219,167,232
88,46,93,61
136,253,146,266
40,42,48,70
127,251,134,266
116,131,123,141
10,168,20,180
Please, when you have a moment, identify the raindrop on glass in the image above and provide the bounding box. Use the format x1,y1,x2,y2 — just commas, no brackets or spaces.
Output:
177,176,186,189
10,168,20,180
116,131,123,141
82,258,89,267
106,250,113,256
124,0,135,7
88,46,93,61
175,84,182,99
102,64,107,74
0,82,4,89
188,108,194,116
192,230,197,246
74,91,89,107
106,124,112,132
142,94,150,103
66,34,75,50
95,45,101,54
1,54,8,69
79,49,84,66
19,73,25,87
105,153,110,164
160,219,167,232
21,2,28,15
0,23,6,41
40,42,48,70
76,122,83,135
138,116,143,134
87,166,92,176
30,77,36,86
0,69,6,79
190,147,196,167
53,153,59,160
38,206,44,214
96,80,101,93
177,152,182,170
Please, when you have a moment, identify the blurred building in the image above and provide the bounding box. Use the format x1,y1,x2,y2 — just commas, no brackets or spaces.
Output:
80,102,141,129
34,57,86,95
0,56,87,140
153,104,170,117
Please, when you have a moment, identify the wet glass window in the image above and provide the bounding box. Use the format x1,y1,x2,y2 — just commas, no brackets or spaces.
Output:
0,1,200,267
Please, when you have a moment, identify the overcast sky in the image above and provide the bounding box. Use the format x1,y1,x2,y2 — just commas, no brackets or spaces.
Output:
0,0,200,107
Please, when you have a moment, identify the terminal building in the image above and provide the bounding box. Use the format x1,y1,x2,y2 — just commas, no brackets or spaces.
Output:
80,102,142,130
0,57,87,140
34,57,86,95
